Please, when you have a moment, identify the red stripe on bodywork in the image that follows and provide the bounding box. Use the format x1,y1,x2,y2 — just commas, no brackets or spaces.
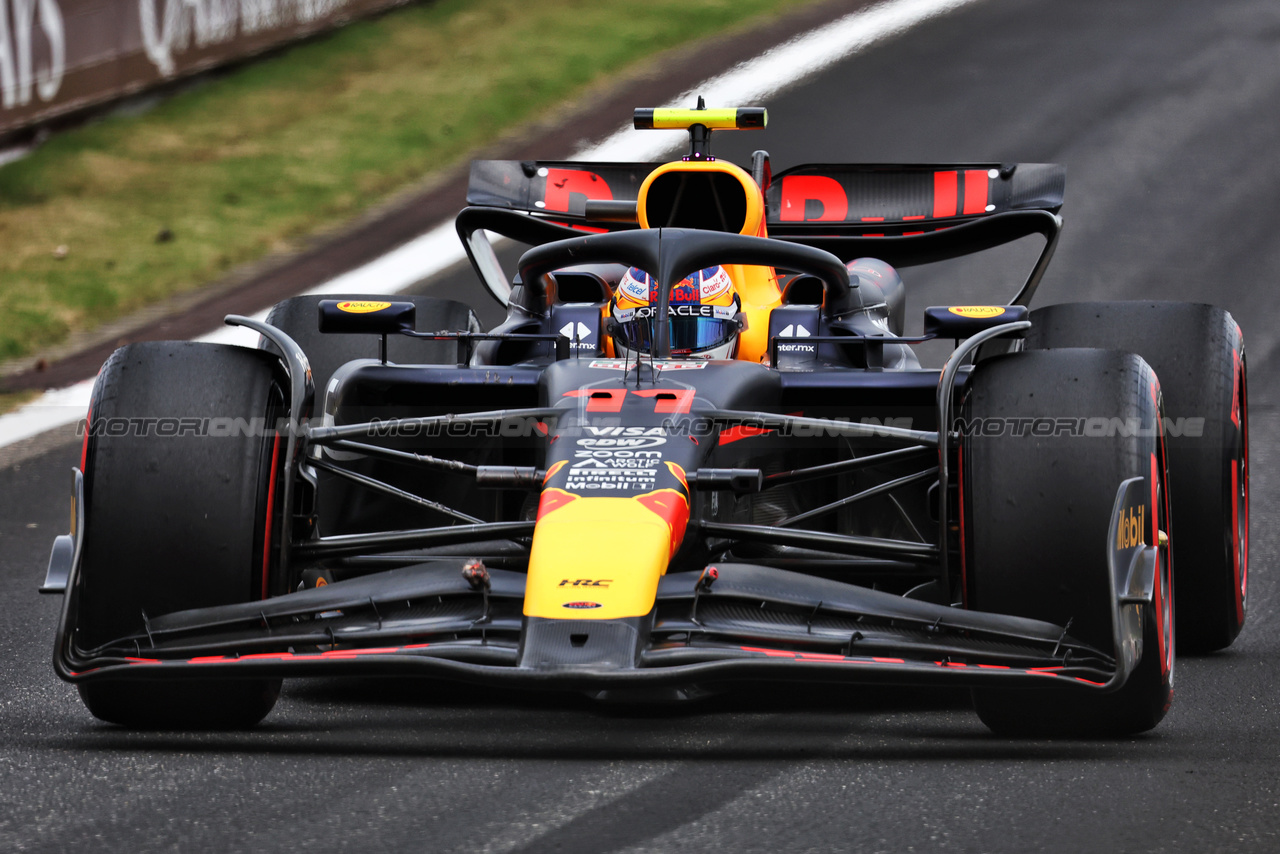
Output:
735,648,1081,678
740,646,796,658
536,488,579,520
718,412,801,445
562,388,627,412
665,462,689,491
110,644,1112,687
318,647,404,658
633,388,695,414
187,644,435,665
933,171,958,218
719,425,772,445
635,489,690,557
962,169,990,214
546,220,609,234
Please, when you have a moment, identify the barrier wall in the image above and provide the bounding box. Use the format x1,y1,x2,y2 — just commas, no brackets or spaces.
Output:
0,0,410,138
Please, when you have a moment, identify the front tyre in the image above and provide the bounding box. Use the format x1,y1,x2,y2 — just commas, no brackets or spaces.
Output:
75,342,286,728
964,348,1174,737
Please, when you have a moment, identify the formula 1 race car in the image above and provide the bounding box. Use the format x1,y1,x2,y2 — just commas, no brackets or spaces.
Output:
44,104,1249,736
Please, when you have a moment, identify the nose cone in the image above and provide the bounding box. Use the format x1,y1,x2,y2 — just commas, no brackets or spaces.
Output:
524,491,688,620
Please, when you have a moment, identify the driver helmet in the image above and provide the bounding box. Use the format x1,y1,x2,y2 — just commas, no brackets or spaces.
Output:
609,266,743,360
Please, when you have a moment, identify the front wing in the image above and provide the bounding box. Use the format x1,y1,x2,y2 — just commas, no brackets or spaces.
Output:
50,479,1158,696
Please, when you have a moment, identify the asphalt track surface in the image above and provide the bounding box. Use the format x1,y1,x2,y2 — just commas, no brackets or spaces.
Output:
4,0,1280,850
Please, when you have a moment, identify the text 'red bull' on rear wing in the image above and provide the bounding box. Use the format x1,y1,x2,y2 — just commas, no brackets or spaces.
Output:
766,162,1064,234
460,159,1065,307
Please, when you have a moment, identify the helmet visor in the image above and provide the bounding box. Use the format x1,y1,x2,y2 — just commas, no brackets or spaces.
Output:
614,304,740,355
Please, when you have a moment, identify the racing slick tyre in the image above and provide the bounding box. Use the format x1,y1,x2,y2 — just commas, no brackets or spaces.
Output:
1025,302,1247,653
964,348,1174,737
261,293,482,395
75,342,286,728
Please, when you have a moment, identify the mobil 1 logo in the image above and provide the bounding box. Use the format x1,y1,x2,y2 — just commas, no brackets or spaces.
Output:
566,427,665,491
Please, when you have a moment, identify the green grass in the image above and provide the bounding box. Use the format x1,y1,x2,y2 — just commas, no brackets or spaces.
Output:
0,0,816,362
0,389,39,415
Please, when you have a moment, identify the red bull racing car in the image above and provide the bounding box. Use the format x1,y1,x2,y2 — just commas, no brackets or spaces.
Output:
43,105,1249,736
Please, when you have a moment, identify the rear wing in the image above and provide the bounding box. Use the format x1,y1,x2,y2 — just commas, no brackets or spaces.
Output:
467,160,657,219
765,162,1064,236
467,159,1062,228
462,160,1064,306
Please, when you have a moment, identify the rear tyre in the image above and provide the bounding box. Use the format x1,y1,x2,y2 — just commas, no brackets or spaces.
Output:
76,342,285,728
965,349,1174,737
1025,302,1247,652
